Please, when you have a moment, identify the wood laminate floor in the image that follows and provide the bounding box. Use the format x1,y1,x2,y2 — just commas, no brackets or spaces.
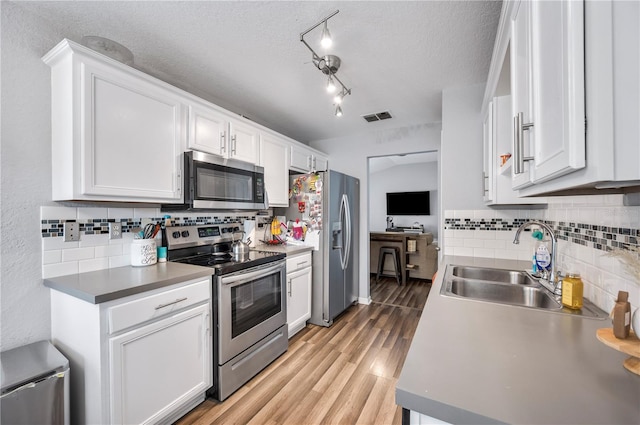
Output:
177,276,431,425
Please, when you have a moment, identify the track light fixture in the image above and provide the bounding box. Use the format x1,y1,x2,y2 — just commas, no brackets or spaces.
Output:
300,10,352,117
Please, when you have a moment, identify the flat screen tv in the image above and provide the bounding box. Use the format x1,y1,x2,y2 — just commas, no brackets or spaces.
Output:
386,191,430,215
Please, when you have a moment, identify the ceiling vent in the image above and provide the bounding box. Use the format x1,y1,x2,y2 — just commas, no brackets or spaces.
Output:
362,111,392,122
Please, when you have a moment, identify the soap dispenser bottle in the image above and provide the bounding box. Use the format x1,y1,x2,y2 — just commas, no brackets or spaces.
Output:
532,229,551,275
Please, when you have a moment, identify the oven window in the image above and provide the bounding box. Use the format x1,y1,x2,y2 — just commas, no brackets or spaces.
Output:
196,166,253,201
231,271,282,338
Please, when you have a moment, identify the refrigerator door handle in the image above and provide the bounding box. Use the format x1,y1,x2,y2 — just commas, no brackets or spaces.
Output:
342,194,351,270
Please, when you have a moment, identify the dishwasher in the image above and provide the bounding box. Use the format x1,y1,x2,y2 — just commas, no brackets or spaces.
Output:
1,340,69,425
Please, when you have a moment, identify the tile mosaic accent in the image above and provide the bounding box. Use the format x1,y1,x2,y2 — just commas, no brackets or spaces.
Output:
40,215,256,238
444,218,639,253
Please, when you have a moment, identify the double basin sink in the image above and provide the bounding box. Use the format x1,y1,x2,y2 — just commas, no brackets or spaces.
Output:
440,265,608,319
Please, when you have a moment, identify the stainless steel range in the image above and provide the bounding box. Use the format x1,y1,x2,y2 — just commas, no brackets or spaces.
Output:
166,223,288,401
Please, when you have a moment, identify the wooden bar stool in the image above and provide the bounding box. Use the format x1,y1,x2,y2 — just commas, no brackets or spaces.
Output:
376,246,402,285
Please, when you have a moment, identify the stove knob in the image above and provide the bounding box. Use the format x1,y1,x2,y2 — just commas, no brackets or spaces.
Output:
181,230,190,238
221,228,228,233
234,227,240,232
172,231,181,238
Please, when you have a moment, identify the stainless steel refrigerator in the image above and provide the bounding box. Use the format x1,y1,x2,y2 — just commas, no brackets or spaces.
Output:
281,170,359,327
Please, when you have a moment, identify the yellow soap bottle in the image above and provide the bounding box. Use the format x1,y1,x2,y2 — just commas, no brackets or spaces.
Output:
562,273,584,310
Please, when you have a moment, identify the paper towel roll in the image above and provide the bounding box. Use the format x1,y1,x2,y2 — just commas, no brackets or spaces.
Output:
243,220,256,247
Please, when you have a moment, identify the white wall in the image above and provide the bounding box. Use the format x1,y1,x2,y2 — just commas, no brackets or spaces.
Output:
369,162,438,239
441,83,489,211
310,123,441,303
1,3,68,351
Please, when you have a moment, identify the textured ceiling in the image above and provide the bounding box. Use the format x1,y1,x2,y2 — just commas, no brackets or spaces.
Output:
17,1,501,144
369,152,438,174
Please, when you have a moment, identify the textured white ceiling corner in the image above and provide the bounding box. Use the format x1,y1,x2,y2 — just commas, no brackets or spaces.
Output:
369,152,438,174
17,0,501,144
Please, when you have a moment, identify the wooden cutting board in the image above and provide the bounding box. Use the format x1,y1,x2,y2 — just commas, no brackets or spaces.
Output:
596,328,640,375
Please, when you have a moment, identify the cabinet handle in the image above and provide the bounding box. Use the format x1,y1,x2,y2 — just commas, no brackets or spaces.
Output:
312,156,317,171
220,131,226,153
155,297,187,310
297,261,308,267
482,171,488,194
513,112,534,175
307,156,312,171
231,135,237,155
288,279,292,296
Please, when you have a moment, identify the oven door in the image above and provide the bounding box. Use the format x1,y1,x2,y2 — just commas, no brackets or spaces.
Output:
217,260,286,364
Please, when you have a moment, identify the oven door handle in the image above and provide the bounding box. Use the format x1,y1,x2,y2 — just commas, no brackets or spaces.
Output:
220,261,285,287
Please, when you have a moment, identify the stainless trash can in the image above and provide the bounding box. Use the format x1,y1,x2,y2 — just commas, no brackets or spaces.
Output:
1,340,70,425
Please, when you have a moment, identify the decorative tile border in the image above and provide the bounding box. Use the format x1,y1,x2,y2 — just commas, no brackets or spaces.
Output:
41,215,256,238
444,218,639,252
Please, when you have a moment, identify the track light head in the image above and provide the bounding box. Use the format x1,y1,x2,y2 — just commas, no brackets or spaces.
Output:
321,21,332,48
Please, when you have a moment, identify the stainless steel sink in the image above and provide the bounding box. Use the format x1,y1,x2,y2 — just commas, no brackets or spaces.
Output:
445,279,561,310
450,265,538,285
440,264,608,319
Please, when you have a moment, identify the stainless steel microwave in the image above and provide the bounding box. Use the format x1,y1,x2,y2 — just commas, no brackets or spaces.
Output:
162,151,266,211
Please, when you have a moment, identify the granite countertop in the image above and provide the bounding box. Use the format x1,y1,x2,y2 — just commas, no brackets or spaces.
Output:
396,255,640,424
252,243,314,256
43,262,213,304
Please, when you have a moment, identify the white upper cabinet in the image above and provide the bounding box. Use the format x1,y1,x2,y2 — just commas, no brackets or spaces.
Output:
43,39,185,203
528,0,585,182
482,101,495,203
187,102,259,164
259,132,290,207
510,0,585,189
510,0,535,190
187,102,227,157
228,118,260,164
290,144,328,173
484,95,546,205
484,0,639,196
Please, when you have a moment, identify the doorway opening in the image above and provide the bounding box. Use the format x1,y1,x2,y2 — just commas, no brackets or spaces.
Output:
366,151,440,296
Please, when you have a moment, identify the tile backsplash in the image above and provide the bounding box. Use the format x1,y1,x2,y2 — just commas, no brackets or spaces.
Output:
41,206,258,279
443,195,640,314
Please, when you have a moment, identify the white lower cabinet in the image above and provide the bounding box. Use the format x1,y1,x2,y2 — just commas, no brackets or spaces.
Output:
109,304,210,425
50,277,212,425
286,252,312,338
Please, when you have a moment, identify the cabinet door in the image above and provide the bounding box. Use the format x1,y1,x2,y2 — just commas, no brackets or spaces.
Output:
260,133,290,207
109,303,211,425
229,119,259,164
290,144,312,172
81,62,184,201
482,102,495,203
287,267,312,338
313,155,329,172
510,0,535,190
188,103,228,156
529,0,585,183
511,0,585,189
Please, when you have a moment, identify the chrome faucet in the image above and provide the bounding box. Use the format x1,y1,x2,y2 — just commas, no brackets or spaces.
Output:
513,220,561,295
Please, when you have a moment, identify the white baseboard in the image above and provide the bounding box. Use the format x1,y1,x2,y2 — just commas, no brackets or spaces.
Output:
357,296,372,305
